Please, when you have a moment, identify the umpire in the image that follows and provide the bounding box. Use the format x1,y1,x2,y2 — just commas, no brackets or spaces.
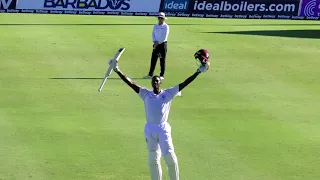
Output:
144,12,169,80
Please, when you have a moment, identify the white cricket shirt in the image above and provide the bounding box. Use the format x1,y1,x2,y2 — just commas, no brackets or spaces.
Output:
152,23,169,44
139,85,179,124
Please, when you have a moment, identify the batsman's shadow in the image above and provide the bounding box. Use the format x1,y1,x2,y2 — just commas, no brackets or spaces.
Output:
49,77,145,80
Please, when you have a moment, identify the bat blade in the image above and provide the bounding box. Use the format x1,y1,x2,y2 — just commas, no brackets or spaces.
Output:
98,48,125,92
98,65,113,92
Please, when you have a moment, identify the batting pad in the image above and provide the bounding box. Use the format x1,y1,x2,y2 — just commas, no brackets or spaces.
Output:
164,152,179,180
148,151,162,180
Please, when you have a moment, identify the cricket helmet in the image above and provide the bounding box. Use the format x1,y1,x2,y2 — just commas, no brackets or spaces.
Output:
194,49,210,65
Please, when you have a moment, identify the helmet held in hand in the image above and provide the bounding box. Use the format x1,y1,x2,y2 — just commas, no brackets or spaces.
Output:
194,49,210,65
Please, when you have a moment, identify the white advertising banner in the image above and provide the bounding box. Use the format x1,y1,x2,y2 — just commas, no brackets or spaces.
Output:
16,0,161,12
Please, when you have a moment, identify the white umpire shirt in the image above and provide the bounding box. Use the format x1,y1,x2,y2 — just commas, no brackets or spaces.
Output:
139,85,179,124
152,22,169,44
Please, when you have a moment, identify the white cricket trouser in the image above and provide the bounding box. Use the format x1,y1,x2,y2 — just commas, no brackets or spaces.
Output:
144,122,174,155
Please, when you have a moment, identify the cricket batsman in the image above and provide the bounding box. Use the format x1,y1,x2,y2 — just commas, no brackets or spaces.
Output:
113,49,210,180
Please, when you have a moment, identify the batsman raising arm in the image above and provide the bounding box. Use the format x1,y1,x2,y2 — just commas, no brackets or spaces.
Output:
113,49,210,180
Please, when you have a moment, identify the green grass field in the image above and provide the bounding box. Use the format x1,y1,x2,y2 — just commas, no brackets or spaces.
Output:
0,14,320,180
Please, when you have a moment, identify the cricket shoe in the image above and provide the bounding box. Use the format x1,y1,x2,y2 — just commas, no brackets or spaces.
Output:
143,75,152,79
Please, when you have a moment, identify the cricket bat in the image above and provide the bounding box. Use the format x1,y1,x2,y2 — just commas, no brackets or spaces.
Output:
98,48,125,92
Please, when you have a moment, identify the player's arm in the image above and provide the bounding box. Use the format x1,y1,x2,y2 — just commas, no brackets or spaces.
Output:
152,25,158,46
178,70,201,91
178,62,210,91
114,69,140,94
178,49,210,91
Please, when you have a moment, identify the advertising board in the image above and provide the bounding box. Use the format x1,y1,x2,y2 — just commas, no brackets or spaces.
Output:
0,0,319,20
16,0,161,12
160,0,319,20
299,0,320,19
161,0,300,15
0,0,16,9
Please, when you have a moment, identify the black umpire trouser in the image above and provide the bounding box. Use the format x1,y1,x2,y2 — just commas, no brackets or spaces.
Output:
148,42,167,77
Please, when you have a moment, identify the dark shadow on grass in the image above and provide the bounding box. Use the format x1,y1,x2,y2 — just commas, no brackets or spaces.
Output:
49,77,145,80
227,24,320,27
0,23,200,26
206,29,320,39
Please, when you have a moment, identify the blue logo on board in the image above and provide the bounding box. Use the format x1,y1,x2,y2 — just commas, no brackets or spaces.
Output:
163,0,189,11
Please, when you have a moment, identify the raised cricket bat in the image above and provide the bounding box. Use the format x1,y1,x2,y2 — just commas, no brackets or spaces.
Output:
98,48,125,92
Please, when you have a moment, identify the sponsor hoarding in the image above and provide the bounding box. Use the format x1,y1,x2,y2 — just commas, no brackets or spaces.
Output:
161,0,301,15
0,0,16,9
0,0,319,20
2,8,319,20
0,9,160,16
299,0,320,18
161,0,319,20
16,0,161,12
163,0,189,11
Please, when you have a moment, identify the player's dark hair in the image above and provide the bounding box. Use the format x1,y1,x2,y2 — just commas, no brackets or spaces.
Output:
152,75,162,82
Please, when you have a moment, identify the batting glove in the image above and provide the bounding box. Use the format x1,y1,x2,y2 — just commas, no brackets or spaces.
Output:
113,60,120,73
197,62,210,73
